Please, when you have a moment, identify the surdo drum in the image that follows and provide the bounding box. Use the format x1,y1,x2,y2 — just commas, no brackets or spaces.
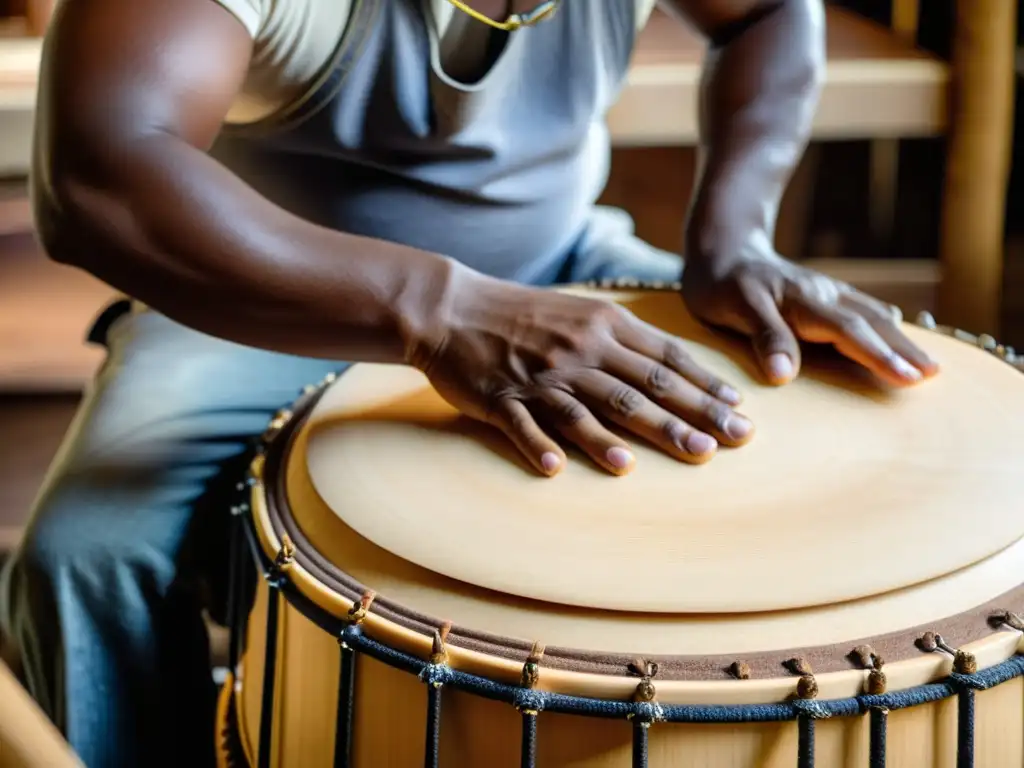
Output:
217,284,1024,768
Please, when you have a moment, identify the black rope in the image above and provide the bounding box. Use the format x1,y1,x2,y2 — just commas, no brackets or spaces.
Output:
225,512,242,675
424,682,443,768
957,689,975,768
868,708,887,768
257,581,282,768
797,714,815,768
520,711,537,768
632,722,649,768
333,642,357,768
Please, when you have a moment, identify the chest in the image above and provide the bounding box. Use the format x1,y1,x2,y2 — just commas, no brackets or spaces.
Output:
344,1,638,143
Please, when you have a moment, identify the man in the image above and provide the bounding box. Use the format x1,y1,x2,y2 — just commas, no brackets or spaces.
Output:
1,0,937,765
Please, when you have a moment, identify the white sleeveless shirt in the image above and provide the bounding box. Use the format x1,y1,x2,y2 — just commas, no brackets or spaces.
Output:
210,0,658,123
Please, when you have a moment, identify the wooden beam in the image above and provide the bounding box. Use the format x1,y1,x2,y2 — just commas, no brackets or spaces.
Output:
937,0,1017,335
608,7,949,146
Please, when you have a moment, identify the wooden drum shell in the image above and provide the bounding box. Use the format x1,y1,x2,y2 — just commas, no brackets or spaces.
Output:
229,582,1024,768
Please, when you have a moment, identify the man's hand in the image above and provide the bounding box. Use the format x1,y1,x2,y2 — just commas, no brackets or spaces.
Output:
682,248,940,387
410,265,754,477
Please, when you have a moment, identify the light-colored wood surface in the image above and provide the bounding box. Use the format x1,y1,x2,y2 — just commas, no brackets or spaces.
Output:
0,32,39,176
0,661,83,768
607,6,949,146
936,0,1018,335
0,36,36,109
302,289,1024,614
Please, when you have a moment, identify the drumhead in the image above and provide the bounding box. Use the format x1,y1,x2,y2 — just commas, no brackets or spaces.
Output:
299,289,1024,614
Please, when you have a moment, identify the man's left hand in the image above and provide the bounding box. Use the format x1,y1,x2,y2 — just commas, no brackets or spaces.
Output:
681,247,940,387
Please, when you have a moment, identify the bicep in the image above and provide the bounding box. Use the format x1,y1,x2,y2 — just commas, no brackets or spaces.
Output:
36,0,254,186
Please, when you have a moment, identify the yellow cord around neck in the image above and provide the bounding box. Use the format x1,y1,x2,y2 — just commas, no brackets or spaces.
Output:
445,0,560,31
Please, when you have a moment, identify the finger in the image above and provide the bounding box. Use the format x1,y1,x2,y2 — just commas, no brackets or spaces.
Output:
488,397,565,477
841,294,939,377
738,280,802,385
566,369,719,464
603,346,754,447
615,315,743,405
536,388,638,475
839,290,902,324
796,303,924,386
874,321,940,378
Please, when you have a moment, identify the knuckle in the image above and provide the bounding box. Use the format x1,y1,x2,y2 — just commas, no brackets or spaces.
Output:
483,394,513,427
644,364,674,397
505,407,533,434
840,314,872,337
701,395,733,432
554,398,589,427
599,301,629,322
661,419,688,445
582,301,623,333
533,370,570,393
559,330,606,366
609,386,645,417
663,340,691,368
707,378,730,400
871,302,901,325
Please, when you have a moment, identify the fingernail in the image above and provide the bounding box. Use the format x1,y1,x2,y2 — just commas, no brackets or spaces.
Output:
724,415,753,441
685,432,717,456
893,356,922,381
718,385,742,405
540,452,561,474
606,446,635,470
766,353,794,382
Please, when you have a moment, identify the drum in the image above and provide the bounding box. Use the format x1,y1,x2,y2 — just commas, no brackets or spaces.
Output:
217,284,1024,768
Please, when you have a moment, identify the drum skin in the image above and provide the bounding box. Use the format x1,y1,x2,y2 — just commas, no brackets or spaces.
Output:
222,288,1024,768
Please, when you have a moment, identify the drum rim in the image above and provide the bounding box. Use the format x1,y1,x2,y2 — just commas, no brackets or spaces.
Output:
248,287,1024,706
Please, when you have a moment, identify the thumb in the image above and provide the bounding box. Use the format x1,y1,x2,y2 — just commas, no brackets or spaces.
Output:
745,289,801,385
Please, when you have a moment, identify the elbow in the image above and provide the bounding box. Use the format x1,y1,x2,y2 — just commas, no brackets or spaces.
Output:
30,153,117,273
30,177,73,266
30,153,83,268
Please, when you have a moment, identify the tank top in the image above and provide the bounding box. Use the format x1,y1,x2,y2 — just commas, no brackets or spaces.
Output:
210,0,640,284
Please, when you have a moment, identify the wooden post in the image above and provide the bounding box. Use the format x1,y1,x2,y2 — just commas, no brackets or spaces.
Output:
937,0,1017,334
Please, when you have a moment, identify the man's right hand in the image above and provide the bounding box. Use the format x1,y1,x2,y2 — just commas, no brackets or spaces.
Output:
408,266,755,477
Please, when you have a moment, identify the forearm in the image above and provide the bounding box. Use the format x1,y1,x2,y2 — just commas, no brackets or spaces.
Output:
35,134,454,363
686,0,825,261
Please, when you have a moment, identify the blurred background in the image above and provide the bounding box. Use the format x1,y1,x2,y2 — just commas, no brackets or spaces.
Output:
0,0,1021,568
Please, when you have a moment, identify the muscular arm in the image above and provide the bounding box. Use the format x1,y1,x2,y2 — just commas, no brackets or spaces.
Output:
661,0,825,260
33,0,452,362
